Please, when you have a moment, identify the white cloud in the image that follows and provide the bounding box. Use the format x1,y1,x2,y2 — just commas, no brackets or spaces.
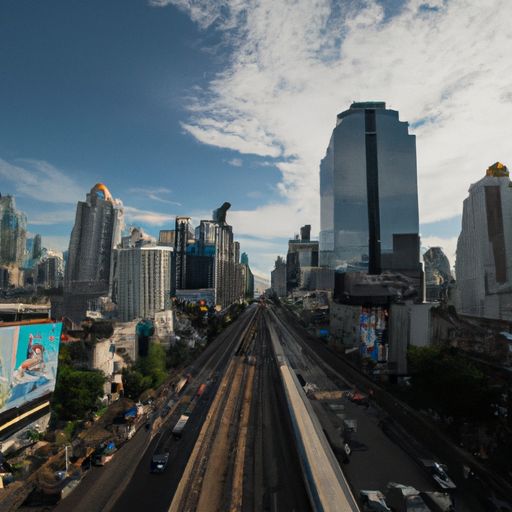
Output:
28,209,76,225
227,158,243,167
155,0,512,272
41,235,71,253
124,206,175,226
0,158,84,204
128,187,181,205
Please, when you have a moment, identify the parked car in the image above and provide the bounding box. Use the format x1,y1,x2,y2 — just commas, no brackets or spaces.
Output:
150,452,169,473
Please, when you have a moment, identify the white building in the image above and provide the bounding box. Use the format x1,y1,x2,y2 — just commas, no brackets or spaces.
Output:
456,162,512,321
114,245,173,322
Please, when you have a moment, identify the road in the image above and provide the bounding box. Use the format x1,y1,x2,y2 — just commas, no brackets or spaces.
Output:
112,304,258,512
271,304,492,511
54,305,258,512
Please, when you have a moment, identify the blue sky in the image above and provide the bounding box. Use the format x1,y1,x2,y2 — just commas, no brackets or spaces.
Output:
1,0,511,277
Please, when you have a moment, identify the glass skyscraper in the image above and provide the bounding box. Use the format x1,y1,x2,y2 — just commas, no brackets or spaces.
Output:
319,102,420,275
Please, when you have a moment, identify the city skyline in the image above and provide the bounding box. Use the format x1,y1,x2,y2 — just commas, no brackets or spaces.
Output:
1,1,511,277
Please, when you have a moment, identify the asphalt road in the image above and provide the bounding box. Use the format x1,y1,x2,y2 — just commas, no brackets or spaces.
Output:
52,306,257,512
273,305,493,511
112,305,258,512
243,312,311,512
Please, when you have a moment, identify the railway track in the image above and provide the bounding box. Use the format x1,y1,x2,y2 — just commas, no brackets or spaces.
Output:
169,308,259,512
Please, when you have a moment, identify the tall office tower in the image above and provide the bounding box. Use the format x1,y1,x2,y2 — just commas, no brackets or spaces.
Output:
286,225,319,293
240,252,255,299
423,247,452,301
271,256,287,297
175,216,193,290
0,194,27,267
214,219,235,308
114,245,173,322
64,183,124,321
195,220,216,248
211,202,243,307
37,251,64,289
319,102,420,277
32,234,42,260
456,162,512,321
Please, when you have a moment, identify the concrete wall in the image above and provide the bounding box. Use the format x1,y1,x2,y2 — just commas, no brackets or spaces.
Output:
329,302,361,347
388,303,409,374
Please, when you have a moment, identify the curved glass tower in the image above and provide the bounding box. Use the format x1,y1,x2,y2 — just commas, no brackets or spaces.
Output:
319,102,420,274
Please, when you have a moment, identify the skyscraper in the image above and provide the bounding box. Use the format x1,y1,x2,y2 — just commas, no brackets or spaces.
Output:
319,102,420,277
271,256,287,297
423,247,451,301
456,162,512,321
240,252,255,299
114,245,173,322
0,194,27,267
64,183,124,321
286,225,319,293
174,216,193,290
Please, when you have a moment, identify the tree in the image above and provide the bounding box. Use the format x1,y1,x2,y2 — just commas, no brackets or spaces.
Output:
122,368,152,400
407,346,497,421
139,343,167,388
53,365,105,420
122,343,168,399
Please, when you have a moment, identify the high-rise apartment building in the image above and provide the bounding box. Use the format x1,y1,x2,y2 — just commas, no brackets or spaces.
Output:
240,252,255,299
423,247,451,301
0,194,27,267
456,162,512,321
37,251,64,289
114,245,173,322
64,183,124,321
319,102,420,278
175,216,193,290
173,204,245,308
286,225,319,293
271,256,287,297
214,217,236,308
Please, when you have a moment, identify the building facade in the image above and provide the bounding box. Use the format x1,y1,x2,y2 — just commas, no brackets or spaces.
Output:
114,245,173,322
456,162,512,321
37,251,64,289
319,102,420,278
174,216,193,290
423,247,452,302
64,183,124,322
286,225,319,293
271,256,287,297
0,194,27,268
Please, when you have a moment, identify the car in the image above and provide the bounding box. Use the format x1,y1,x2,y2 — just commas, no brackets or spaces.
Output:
360,490,391,511
420,460,456,490
150,452,169,473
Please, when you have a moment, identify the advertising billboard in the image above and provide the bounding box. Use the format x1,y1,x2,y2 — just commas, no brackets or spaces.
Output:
0,322,62,415
359,307,387,362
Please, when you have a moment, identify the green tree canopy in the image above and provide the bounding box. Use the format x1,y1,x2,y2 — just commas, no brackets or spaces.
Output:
408,346,497,421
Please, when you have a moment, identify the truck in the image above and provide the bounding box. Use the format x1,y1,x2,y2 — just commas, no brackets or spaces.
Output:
175,375,190,395
172,414,190,438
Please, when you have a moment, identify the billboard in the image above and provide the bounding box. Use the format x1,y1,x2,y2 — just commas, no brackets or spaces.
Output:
0,322,62,415
359,307,387,362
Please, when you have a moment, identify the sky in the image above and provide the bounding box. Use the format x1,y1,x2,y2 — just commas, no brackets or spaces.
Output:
1,0,512,280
